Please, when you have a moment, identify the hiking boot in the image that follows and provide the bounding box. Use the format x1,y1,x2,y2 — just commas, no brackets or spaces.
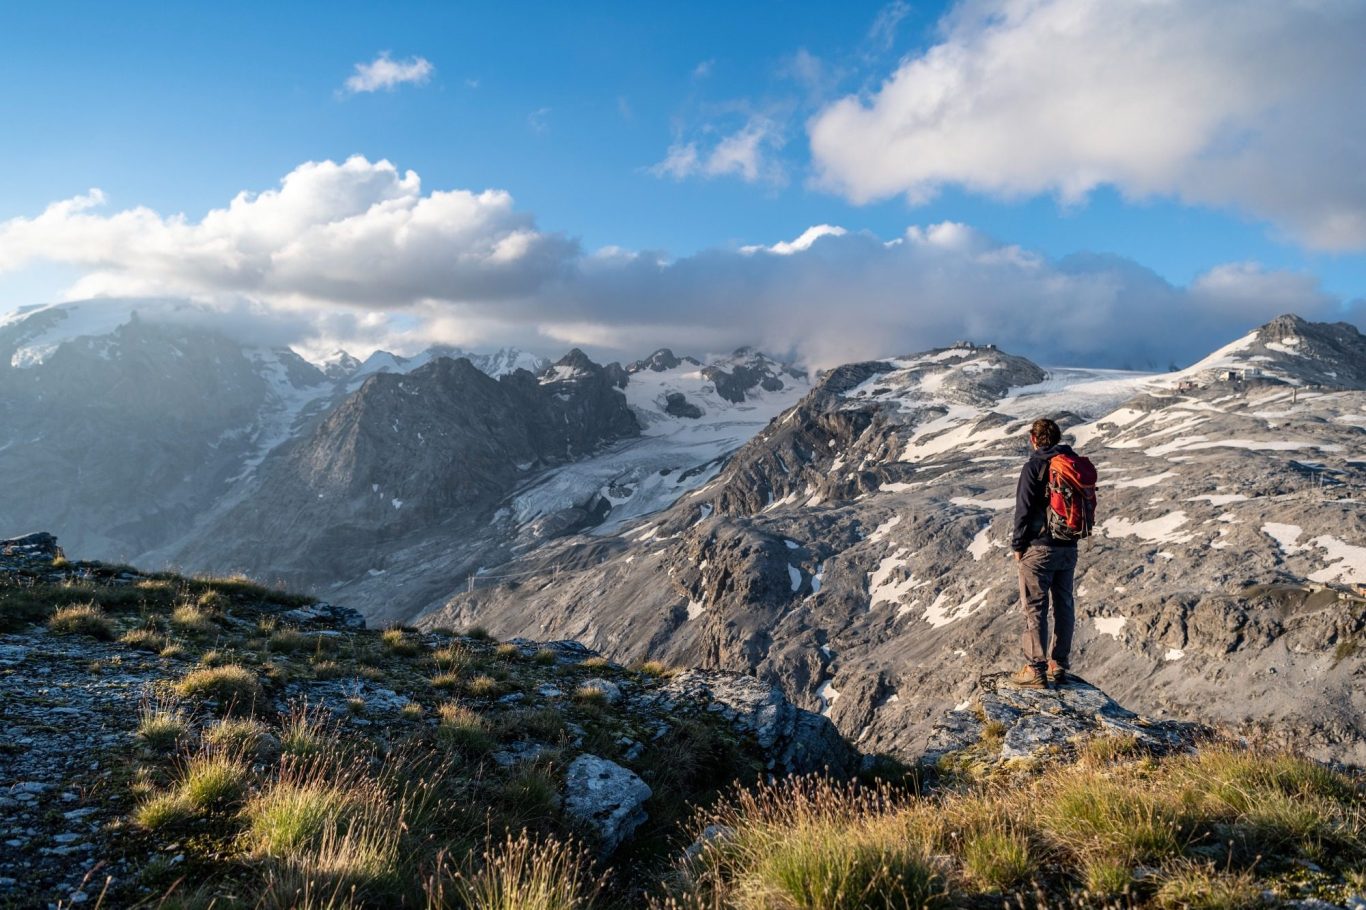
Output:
1047,661,1068,687
1009,664,1048,689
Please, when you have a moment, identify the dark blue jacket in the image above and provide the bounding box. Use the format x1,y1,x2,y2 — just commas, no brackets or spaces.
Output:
1012,443,1079,553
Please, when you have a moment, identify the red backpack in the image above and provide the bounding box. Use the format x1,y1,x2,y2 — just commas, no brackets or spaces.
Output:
1047,453,1098,541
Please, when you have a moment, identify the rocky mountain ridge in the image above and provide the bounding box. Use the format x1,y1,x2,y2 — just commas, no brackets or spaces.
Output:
419,316,1366,766
0,298,809,622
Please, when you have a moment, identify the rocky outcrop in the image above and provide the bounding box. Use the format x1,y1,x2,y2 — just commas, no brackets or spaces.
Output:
563,755,652,855
648,669,859,775
1,532,64,563
664,391,703,419
701,348,807,404
923,673,1203,773
628,348,700,373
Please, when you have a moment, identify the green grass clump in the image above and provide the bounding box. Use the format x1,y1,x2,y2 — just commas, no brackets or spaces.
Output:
532,648,559,666
440,832,602,910
179,751,249,809
175,664,262,712
462,626,494,642
1039,772,1186,867
245,762,402,904
436,701,494,755
136,700,188,750
961,829,1033,892
247,776,369,856
48,603,115,640
121,627,166,652
278,708,336,759
496,707,567,743
495,642,522,660
134,792,194,830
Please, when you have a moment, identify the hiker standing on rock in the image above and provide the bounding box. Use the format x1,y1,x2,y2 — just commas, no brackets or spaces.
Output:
1009,418,1097,689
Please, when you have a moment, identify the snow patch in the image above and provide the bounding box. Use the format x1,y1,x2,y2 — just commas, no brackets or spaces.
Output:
923,587,992,628
1101,511,1193,544
816,679,841,716
1094,615,1128,639
1306,536,1366,584
968,525,997,562
950,496,1013,510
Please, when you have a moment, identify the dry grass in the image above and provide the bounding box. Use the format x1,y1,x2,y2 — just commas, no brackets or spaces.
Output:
382,627,424,657
437,831,603,910
178,751,249,809
121,627,167,652
204,716,271,754
466,674,503,697
175,664,262,713
436,701,494,755
136,698,188,750
279,707,337,759
268,628,312,653
433,642,473,674
669,746,1366,908
170,603,217,636
48,603,115,640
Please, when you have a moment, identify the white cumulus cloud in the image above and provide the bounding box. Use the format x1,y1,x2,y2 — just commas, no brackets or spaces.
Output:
0,156,574,306
809,0,1366,251
0,159,1358,369
343,52,434,94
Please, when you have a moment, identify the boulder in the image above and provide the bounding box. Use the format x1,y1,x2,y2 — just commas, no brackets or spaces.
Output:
922,673,1203,772
563,754,651,855
653,669,859,775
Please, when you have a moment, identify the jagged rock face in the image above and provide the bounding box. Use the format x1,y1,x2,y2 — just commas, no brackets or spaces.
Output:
172,355,640,609
0,298,812,625
628,348,700,373
418,319,1366,766
0,313,332,559
701,348,808,404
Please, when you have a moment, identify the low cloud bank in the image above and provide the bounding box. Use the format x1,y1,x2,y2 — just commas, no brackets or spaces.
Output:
0,157,1359,369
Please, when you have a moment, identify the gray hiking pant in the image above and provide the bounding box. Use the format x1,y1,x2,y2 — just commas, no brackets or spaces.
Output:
1018,546,1078,669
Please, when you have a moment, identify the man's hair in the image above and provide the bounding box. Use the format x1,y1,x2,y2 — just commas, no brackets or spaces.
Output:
1030,418,1061,447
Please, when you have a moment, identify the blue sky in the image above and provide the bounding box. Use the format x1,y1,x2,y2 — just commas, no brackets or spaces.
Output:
0,1,1362,367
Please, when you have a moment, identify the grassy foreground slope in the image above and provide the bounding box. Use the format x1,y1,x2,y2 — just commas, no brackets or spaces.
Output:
1,545,1364,909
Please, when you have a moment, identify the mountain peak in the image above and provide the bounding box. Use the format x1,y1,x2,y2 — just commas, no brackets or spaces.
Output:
1175,313,1366,389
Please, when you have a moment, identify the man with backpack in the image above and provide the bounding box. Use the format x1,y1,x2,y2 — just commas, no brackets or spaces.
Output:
1009,418,1097,688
